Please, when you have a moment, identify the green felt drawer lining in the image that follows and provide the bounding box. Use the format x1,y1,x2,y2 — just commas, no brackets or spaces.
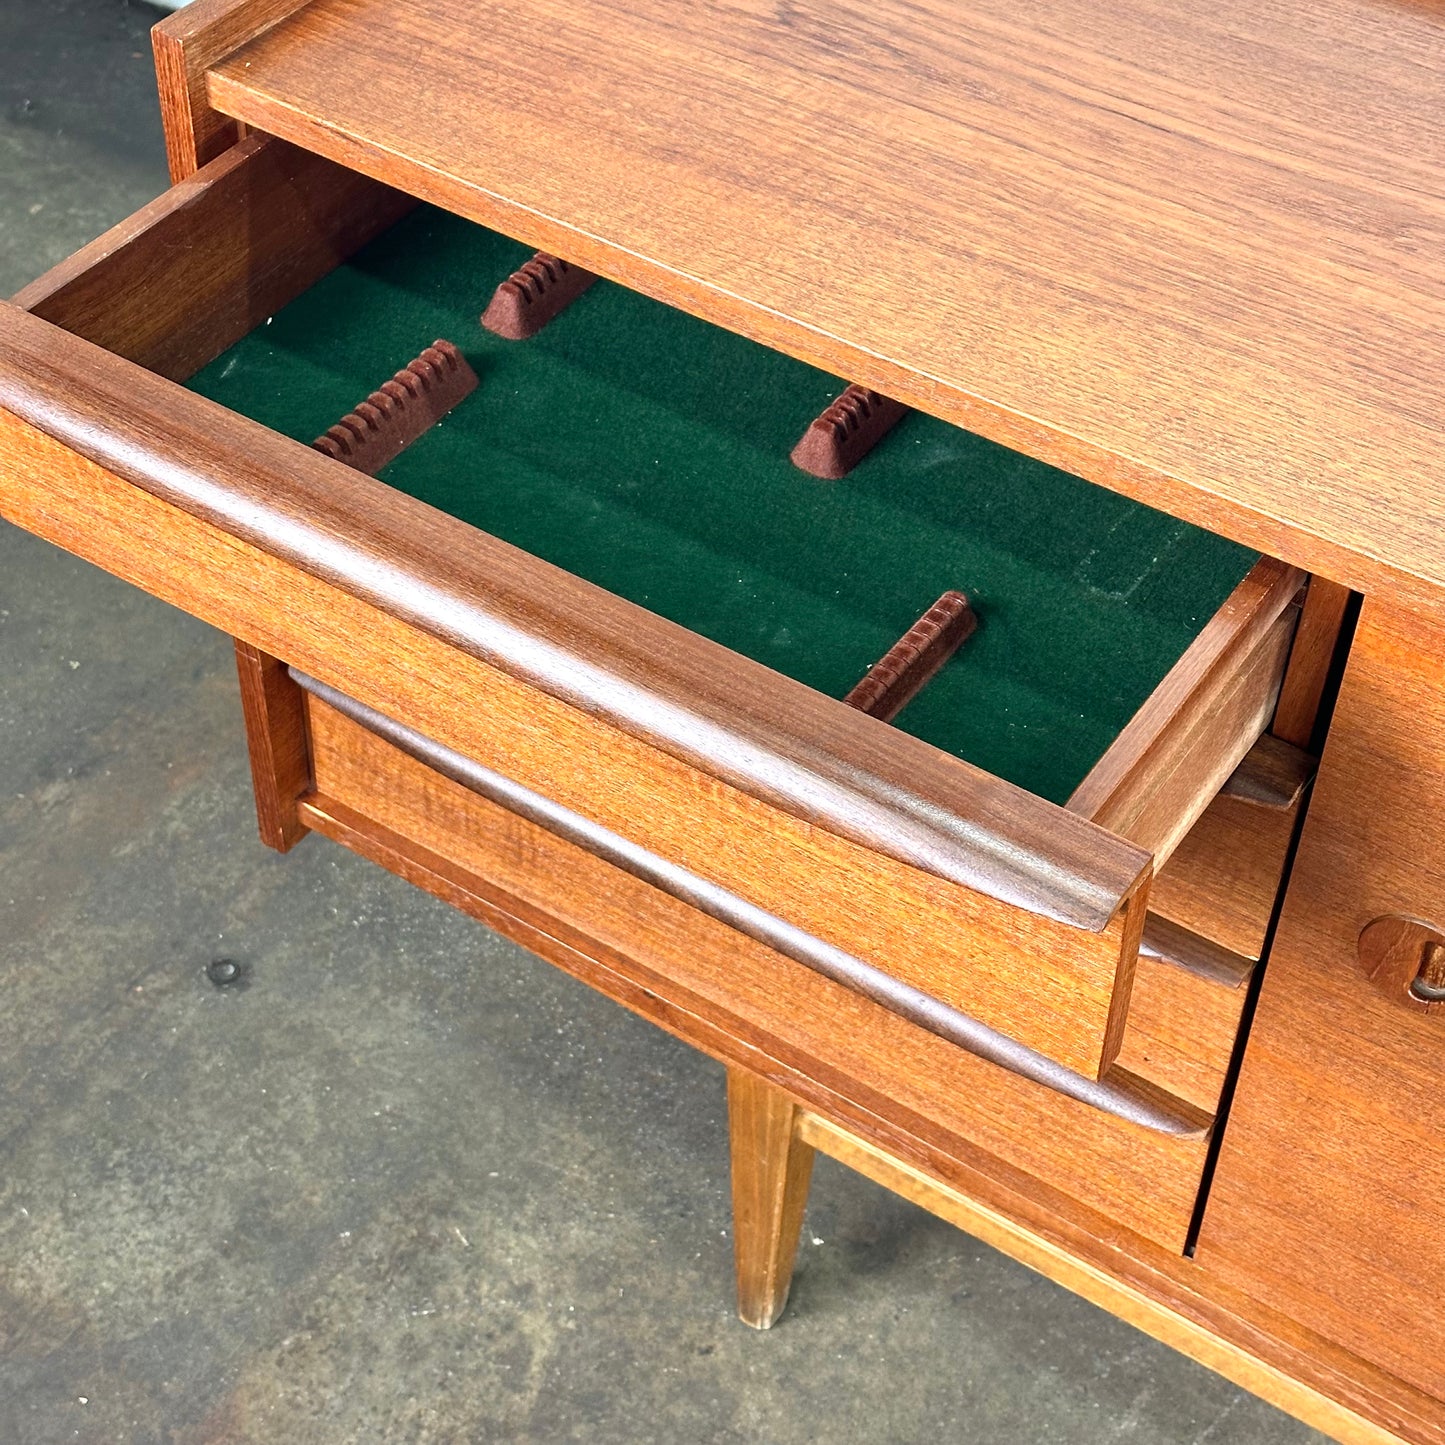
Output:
186,206,1258,805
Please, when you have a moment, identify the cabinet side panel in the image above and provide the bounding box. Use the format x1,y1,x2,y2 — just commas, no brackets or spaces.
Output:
1197,596,1445,1402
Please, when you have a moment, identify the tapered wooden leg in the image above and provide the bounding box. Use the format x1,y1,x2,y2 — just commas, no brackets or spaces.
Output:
234,640,312,852
727,1069,815,1329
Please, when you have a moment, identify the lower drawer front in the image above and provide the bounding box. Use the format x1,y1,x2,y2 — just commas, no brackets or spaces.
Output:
298,687,1221,1251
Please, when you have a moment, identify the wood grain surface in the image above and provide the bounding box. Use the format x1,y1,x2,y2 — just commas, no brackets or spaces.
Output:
294,656,1251,1117
1118,918,1251,1115
12,133,411,383
198,0,1445,607
292,662,1263,1122
1147,786,1299,962
1219,734,1315,811
1199,597,1445,1404
292,666,1201,1128
1271,577,1353,750
1357,916,1445,1016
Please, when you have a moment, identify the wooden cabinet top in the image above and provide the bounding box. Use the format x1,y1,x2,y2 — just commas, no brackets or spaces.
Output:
198,0,1445,601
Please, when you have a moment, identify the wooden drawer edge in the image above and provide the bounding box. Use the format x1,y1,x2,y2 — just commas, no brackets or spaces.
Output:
1069,555,1305,866
12,133,414,384
0,404,1137,1076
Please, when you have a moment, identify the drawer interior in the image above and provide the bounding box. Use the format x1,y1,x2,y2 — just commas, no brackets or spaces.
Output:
182,204,1259,807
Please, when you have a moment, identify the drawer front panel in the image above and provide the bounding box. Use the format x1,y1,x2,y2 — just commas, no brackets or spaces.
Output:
300,690,1216,1250
0,392,1141,1078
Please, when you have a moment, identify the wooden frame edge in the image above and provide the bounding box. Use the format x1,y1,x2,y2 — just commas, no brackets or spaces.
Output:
152,0,316,181
235,640,312,849
12,134,413,384
797,1112,1408,1445
1067,556,1305,862
1271,576,1353,750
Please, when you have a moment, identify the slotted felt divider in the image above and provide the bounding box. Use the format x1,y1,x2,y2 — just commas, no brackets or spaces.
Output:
186,206,1258,806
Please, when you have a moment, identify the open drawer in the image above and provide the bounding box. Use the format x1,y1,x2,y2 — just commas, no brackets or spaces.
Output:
0,135,1305,1101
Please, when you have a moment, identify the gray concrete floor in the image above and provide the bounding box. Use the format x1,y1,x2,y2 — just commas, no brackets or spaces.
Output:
0,5,1329,1442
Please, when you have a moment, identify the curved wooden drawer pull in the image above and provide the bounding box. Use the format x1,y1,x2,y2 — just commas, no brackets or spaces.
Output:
1358,915,1445,1012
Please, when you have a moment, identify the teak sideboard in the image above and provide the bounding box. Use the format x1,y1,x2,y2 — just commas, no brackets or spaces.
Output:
2,1,1442,1439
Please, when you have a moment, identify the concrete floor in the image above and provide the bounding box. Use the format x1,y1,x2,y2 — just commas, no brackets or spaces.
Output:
0,5,1330,1442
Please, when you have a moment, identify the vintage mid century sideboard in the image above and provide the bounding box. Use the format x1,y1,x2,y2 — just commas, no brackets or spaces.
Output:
2,0,1442,1439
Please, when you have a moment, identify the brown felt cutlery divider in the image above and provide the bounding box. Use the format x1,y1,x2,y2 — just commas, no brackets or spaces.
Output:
845,591,977,721
481,251,599,339
791,383,910,478
312,339,478,476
